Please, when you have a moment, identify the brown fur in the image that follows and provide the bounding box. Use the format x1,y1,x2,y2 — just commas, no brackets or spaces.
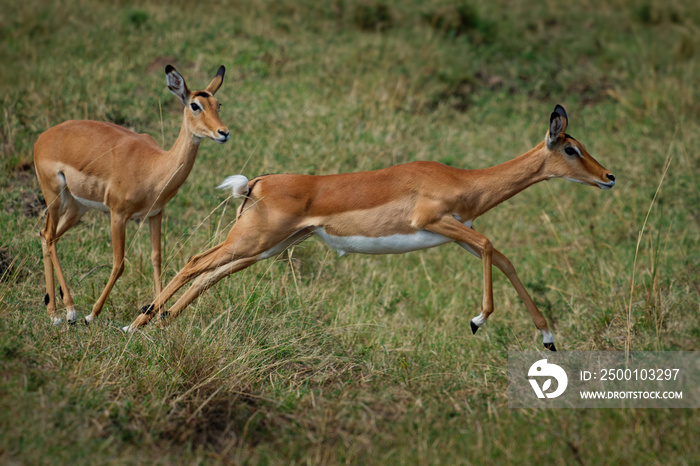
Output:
35,66,229,324
126,106,614,349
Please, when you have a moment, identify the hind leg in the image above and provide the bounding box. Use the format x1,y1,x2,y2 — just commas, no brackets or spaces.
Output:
124,224,312,332
125,241,260,331
40,214,60,325
46,239,78,324
157,255,260,326
158,228,313,327
36,162,89,324
48,196,85,323
40,198,83,324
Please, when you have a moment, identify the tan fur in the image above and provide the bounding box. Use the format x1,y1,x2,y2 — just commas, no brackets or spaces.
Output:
35,65,229,324
126,106,614,349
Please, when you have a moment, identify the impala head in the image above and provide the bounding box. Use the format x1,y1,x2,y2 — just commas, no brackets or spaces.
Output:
166,65,230,144
545,105,615,190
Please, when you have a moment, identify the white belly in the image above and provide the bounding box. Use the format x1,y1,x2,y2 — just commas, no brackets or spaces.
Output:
72,195,161,219
313,227,453,256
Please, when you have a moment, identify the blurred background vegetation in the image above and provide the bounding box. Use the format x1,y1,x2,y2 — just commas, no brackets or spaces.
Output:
1,0,698,463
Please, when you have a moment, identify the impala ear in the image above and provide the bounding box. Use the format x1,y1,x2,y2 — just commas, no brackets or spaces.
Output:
206,66,226,95
165,65,189,105
546,104,568,149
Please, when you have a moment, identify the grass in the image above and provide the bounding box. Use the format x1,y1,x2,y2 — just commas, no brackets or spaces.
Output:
1,0,699,463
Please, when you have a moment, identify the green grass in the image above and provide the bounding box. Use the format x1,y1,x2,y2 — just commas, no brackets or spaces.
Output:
1,0,699,463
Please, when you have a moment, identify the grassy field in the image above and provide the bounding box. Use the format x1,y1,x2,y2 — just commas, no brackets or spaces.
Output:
1,0,699,463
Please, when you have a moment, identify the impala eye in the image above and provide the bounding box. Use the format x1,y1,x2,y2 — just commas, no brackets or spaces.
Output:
218,103,222,110
564,147,580,157
190,103,201,112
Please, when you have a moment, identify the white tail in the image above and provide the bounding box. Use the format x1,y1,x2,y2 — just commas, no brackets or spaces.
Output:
217,175,250,198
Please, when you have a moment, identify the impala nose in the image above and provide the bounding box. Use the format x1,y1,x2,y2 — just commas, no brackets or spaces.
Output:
217,129,230,142
606,173,615,182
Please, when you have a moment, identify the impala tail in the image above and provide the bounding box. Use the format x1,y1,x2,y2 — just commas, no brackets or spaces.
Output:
217,175,250,198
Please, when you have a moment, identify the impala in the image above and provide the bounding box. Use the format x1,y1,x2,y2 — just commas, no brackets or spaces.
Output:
34,65,230,325
125,105,614,350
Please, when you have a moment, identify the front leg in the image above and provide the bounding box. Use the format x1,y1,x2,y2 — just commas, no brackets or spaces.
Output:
490,248,555,351
148,212,163,296
424,217,495,330
85,213,127,324
425,216,556,351
457,243,557,351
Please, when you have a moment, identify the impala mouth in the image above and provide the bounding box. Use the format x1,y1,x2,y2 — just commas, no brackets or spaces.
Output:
596,180,615,190
213,129,230,143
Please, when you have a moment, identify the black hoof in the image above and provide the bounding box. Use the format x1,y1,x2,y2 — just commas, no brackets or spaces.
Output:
68,319,77,326
44,293,50,305
470,321,479,335
544,342,557,352
83,317,90,326
158,311,169,321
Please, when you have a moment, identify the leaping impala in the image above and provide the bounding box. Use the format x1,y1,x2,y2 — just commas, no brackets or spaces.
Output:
34,65,230,325
125,105,614,350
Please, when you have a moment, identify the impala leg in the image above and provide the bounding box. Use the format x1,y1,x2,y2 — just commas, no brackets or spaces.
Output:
124,225,312,332
46,240,78,324
49,205,86,324
491,249,555,351
125,241,257,331
425,217,495,331
157,225,317,324
41,199,83,325
158,256,259,325
155,222,313,326
148,212,163,297
128,242,230,330
85,214,127,324
457,241,556,350
40,217,60,325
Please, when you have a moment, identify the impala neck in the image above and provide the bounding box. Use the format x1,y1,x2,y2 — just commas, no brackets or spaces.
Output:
166,114,201,183
466,142,550,217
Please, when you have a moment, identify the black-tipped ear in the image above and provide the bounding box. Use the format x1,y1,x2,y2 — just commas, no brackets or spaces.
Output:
546,104,568,149
206,65,226,95
553,104,567,121
165,65,189,105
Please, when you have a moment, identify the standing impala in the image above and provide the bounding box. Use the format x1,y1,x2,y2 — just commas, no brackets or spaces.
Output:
125,105,614,350
34,65,230,325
